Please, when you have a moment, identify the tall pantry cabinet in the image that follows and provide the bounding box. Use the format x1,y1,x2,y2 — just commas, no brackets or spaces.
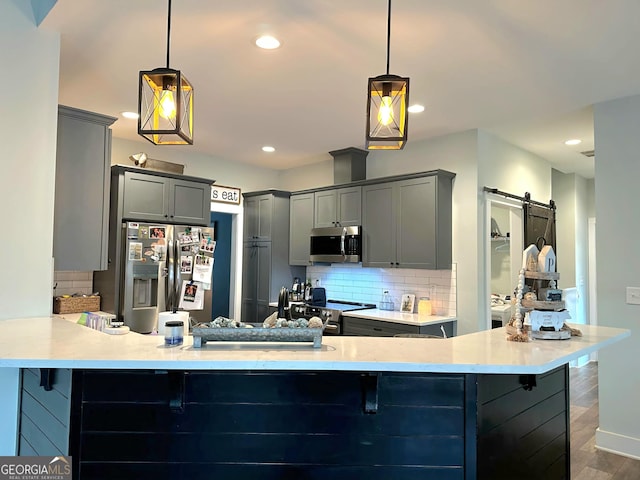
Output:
241,191,304,323
53,105,117,271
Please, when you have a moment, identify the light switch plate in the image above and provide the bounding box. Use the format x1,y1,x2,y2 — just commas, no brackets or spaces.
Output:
626,287,640,305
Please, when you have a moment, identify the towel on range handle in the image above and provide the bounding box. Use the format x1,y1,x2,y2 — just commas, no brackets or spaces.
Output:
311,287,326,306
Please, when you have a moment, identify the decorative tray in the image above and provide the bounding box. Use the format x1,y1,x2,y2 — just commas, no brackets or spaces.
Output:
505,324,573,340
192,323,325,348
531,329,571,340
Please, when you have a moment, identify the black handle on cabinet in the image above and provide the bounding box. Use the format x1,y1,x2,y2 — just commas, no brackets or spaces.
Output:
519,374,537,391
39,368,54,391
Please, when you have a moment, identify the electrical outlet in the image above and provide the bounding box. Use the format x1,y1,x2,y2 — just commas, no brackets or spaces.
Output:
626,287,640,305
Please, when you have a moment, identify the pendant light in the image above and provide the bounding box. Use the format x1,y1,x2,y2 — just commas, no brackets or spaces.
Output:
366,0,409,150
138,0,194,145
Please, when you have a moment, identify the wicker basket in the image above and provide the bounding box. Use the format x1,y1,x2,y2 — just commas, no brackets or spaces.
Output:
53,295,100,314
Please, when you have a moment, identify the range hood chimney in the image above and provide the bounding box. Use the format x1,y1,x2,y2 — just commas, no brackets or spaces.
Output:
329,147,368,184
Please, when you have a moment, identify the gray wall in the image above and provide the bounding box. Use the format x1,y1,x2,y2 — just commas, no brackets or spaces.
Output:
593,94,640,458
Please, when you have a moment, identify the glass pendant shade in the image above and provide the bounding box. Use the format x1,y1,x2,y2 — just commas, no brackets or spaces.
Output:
138,67,194,145
366,74,409,150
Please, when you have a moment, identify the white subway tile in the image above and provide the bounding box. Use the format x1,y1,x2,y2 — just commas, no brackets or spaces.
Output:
297,264,456,316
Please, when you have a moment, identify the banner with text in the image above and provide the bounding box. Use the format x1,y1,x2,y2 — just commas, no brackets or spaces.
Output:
210,185,241,205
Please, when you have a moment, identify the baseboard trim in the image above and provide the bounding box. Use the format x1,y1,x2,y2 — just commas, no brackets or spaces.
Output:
595,428,640,460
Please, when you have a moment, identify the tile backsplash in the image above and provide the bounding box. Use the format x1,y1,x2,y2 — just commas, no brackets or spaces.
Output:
53,271,94,297
305,264,457,317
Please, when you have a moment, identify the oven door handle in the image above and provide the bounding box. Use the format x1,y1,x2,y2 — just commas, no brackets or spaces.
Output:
340,227,347,258
324,323,338,332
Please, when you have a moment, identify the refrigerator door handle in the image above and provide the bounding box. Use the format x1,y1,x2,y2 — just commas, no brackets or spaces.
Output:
167,238,175,312
174,238,182,305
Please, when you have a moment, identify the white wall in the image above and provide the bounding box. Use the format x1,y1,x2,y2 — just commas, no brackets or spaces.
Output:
0,3,59,319
0,0,61,455
552,170,578,286
593,94,640,458
477,131,553,328
552,170,590,326
477,131,552,202
279,157,334,192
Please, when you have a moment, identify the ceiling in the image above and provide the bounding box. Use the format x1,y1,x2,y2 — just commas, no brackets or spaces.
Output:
41,0,640,178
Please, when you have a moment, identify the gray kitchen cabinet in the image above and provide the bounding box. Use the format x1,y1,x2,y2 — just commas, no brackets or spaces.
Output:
244,193,283,241
362,172,453,269
361,182,395,267
241,191,305,323
289,192,314,265
241,241,272,323
313,186,361,227
342,317,456,338
53,105,116,271
121,170,210,225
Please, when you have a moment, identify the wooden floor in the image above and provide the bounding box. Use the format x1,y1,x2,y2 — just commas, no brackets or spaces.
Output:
570,362,640,479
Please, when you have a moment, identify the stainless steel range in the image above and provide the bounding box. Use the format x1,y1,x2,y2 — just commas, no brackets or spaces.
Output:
290,300,376,335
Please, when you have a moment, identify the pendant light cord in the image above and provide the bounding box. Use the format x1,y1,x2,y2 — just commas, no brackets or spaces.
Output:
166,0,172,68
386,0,391,75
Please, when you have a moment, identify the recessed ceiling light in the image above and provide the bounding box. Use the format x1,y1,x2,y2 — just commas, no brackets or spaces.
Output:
255,35,281,50
564,139,582,146
262,146,276,153
408,104,425,113
121,111,139,120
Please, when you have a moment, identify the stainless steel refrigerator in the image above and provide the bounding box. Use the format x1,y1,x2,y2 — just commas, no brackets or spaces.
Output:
95,221,215,333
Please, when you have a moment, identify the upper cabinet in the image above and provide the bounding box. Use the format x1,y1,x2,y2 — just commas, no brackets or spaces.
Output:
244,193,281,241
53,105,116,271
289,193,314,266
362,172,454,269
313,186,362,227
119,169,211,226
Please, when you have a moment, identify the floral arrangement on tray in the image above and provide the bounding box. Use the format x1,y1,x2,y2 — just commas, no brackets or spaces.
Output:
191,314,326,348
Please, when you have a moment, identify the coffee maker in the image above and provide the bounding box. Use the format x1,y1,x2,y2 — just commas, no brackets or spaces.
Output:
291,277,302,301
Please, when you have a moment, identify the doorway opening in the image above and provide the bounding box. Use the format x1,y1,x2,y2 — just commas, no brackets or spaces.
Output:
484,194,523,330
207,202,243,322
210,212,232,319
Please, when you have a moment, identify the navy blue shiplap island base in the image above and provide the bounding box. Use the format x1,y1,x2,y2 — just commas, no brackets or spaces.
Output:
0,317,629,480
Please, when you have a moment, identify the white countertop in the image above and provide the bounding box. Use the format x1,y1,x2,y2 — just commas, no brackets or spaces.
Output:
343,309,456,327
0,317,629,374
267,303,456,327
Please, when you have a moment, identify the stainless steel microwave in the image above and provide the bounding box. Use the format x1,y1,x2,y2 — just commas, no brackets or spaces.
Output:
310,226,362,263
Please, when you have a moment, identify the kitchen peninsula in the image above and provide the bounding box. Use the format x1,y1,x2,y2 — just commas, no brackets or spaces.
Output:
0,317,628,480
